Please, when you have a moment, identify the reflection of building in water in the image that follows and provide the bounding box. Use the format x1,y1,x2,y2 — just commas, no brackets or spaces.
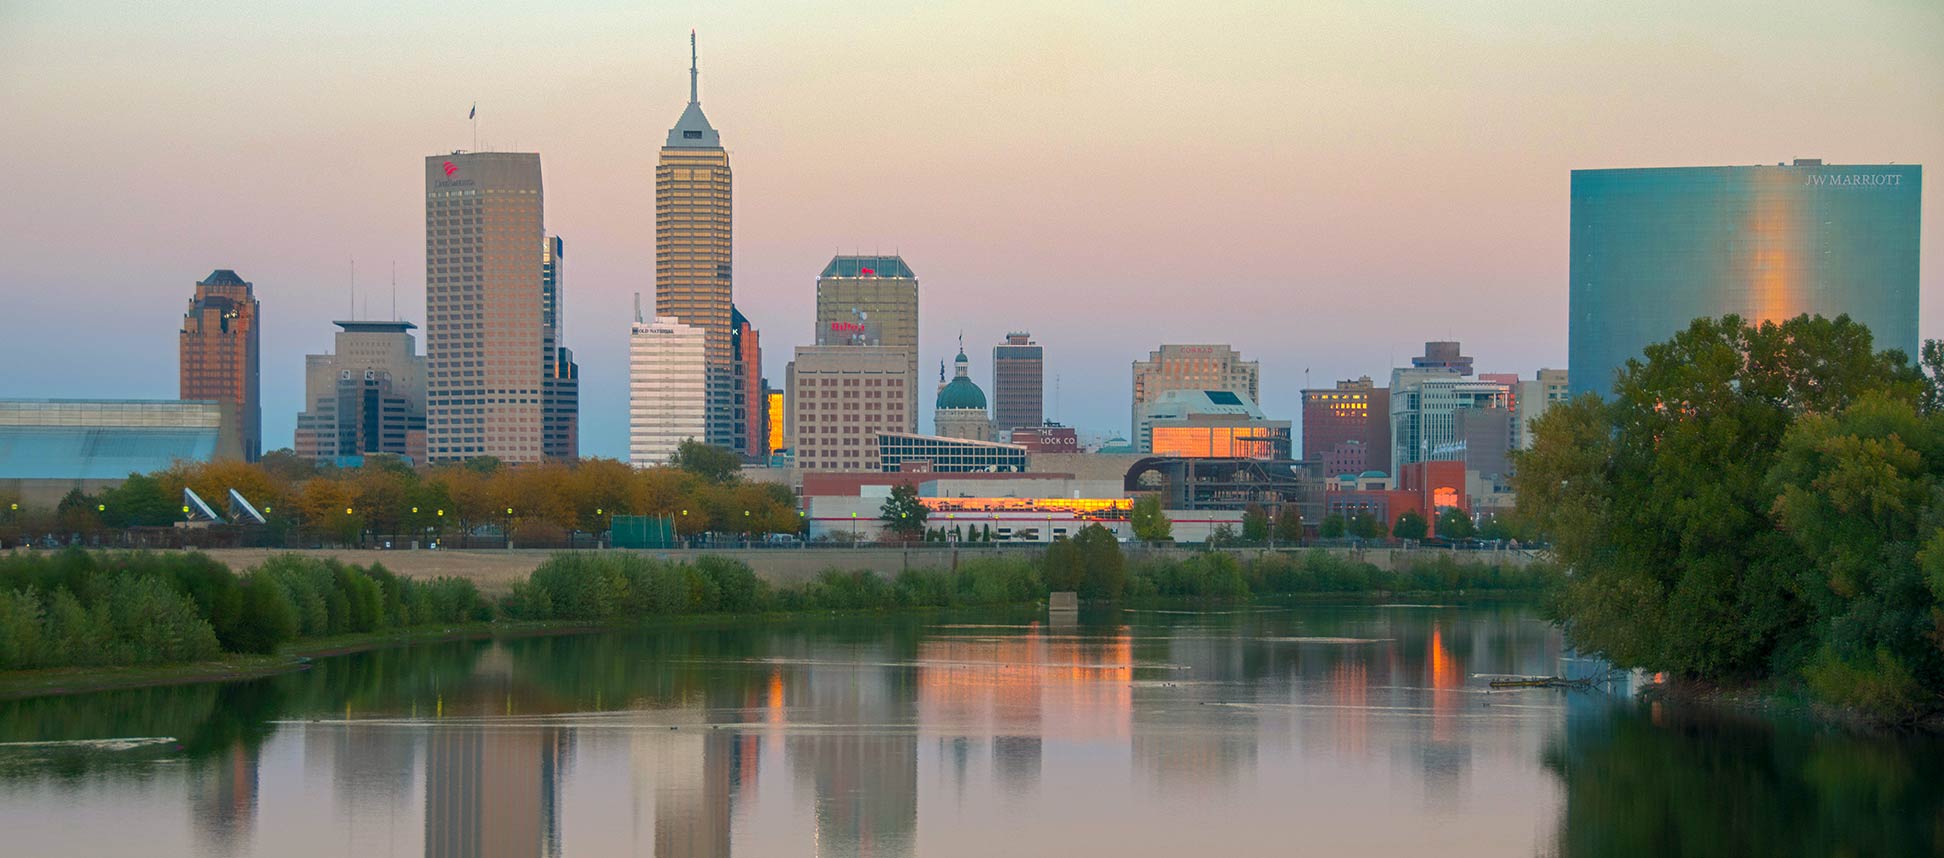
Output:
189,739,259,856
424,727,569,858
321,724,420,816
786,646,919,857
916,626,1133,743
990,736,1042,789
643,730,737,858
1132,630,1256,790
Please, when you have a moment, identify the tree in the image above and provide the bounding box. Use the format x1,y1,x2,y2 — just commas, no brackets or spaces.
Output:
1274,508,1305,543
1516,313,1940,717
1392,510,1427,541
1320,514,1346,539
1241,506,1269,543
1206,524,1237,547
1045,524,1125,598
671,439,741,484
1347,512,1386,541
879,483,928,541
100,472,176,528
1435,507,1476,540
1131,496,1172,543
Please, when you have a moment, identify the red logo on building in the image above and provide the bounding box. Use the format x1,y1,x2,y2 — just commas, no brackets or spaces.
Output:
441,161,457,178
829,322,866,333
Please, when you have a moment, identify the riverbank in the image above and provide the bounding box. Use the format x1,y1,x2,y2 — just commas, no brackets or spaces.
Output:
1640,677,1944,733
0,546,1558,699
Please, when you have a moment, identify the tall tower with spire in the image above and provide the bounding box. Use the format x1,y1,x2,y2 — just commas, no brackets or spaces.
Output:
656,31,746,453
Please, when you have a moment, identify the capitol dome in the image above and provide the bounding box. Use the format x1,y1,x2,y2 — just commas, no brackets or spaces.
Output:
935,351,987,411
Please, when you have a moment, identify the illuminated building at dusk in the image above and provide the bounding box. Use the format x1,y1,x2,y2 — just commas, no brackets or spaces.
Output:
815,255,920,431
1302,376,1389,477
1568,160,1922,398
1130,344,1258,452
1142,389,1290,459
656,33,740,451
179,269,260,461
423,151,549,463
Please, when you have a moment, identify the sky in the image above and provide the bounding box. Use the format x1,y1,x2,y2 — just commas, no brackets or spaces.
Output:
1,0,1940,459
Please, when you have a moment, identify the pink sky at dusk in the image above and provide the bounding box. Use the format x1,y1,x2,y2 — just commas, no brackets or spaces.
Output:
1,0,1940,458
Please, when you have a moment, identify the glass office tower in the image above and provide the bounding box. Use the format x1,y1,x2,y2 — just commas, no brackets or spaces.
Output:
1568,160,1921,397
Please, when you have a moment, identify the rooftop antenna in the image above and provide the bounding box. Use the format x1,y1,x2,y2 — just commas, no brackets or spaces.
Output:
349,257,356,320
390,260,397,321
690,30,699,105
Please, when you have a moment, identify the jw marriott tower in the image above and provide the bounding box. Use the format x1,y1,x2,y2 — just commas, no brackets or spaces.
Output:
656,33,760,457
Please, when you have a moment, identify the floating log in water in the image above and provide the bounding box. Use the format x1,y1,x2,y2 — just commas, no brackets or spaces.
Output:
1487,675,1596,690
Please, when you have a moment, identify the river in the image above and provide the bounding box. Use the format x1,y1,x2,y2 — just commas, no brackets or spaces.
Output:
0,602,1937,856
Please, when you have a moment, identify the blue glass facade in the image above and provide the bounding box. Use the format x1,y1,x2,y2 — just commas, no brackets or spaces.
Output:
0,400,222,480
1569,162,1921,397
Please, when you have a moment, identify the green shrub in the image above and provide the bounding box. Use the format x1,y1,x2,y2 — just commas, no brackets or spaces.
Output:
230,572,299,654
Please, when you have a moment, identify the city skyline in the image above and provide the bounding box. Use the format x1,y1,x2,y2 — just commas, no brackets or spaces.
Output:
2,2,1940,459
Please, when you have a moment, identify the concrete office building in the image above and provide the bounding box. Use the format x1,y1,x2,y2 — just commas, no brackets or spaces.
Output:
294,371,426,465
179,269,260,461
1130,344,1258,452
1513,368,1569,449
1301,376,1390,477
540,236,580,460
815,255,919,430
655,34,739,450
1569,160,1922,398
630,309,708,467
786,346,912,472
1390,366,1511,469
992,332,1043,436
423,151,548,463
302,320,425,414
295,320,427,464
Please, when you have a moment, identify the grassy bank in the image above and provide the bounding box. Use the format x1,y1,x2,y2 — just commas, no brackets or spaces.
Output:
0,540,1557,697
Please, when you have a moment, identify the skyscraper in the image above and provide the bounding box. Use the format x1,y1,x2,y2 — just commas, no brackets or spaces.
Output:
815,255,919,430
731,305,764,459
1569,160,1922,398
1130,344,1258,453
541,236,579,460
630,300,707,468
424,151,547,464
179,269,260,461
655,33,738,451
991,332,1043,437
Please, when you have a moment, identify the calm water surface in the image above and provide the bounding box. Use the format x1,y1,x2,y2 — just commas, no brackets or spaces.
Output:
0,603,1937,857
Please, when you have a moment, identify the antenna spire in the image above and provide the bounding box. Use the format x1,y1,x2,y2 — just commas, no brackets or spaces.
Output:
689,30,699,105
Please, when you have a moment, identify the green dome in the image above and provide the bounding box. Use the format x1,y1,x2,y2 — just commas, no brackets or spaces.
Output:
936,375,987,411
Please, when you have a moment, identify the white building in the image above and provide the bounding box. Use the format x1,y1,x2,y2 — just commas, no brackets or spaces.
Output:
629,307,707,467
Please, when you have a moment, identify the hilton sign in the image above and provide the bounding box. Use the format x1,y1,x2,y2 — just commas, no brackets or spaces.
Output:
829,322,866,333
